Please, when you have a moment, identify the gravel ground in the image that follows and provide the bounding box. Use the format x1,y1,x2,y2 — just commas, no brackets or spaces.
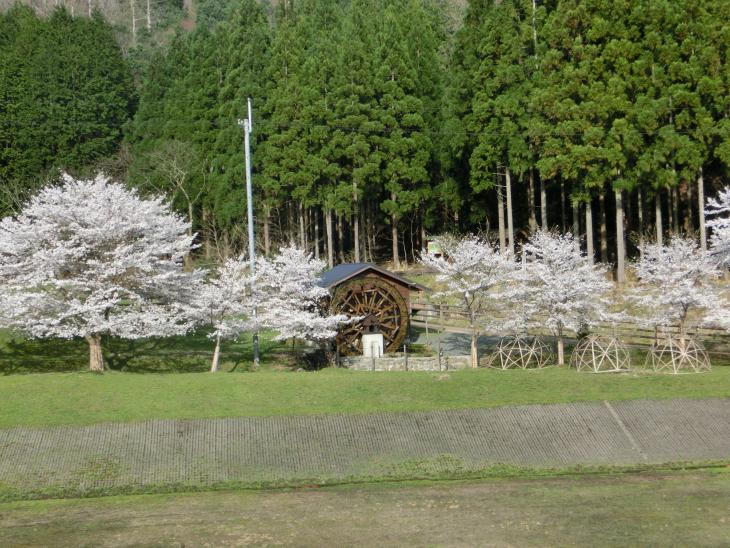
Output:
0,399,728,497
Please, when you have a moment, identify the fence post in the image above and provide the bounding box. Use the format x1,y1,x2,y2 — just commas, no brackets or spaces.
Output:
371,342,376,371
404,343,408,371
425,314,429,347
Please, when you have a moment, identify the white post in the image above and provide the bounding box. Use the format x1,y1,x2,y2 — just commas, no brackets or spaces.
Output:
698,167,707,250
506,167,515,255
615,188,626,284
241,99,259,368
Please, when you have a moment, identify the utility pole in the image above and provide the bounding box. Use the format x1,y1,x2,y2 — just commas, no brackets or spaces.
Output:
240,98,260,368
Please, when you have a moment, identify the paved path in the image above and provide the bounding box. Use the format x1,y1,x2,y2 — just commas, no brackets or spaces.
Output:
1,399,728,497
410,323,572,356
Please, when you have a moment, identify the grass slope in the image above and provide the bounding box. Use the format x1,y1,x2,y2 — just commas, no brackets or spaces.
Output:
2,367,730,429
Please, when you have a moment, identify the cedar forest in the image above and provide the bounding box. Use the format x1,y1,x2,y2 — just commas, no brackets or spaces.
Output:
1,0,728,274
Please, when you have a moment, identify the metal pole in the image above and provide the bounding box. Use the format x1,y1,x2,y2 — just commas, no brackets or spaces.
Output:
241,98,259,368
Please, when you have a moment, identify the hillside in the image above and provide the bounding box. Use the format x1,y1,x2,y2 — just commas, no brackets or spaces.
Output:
0,0,468,52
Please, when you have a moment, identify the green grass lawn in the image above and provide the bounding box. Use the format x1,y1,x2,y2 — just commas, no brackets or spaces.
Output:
1,365,730,429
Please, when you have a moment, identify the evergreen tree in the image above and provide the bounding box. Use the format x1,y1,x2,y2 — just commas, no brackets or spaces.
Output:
209,0,271,249
127,0,270,256
0,7,134,214
329,0,382,262
375,0,431,266
469,0,534,252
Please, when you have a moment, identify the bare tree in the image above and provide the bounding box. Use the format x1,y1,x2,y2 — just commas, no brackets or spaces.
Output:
144,140,207,268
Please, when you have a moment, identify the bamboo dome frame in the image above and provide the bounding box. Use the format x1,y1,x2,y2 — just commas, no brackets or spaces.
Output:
646,336,711,374
486,336,553,369
570,335,631,373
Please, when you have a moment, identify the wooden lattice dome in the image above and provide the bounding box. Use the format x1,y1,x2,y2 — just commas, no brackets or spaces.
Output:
646,336,711,374
485,336,553,369
570,335,631,373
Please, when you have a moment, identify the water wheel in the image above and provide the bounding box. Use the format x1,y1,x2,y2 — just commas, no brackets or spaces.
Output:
330,277,409,356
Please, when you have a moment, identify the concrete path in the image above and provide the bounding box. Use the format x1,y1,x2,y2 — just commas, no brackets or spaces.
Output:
0,399,728,497
410,323,572,356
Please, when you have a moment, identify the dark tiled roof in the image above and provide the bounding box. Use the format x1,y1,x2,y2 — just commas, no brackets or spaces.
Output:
318,263,428,291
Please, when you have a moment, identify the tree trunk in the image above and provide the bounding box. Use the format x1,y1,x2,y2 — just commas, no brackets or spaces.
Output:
298,202,306,249
86,334,104,372
146,0,151,30
313,208,320,259
353,183,360,262
402,230,409,265
210,333,221,373
540,177,548,228
686,178,694,232
353,213,360,262
364,205,372,262
184,203,194,270
671,186,679,235
371,201,377,261
470,328,478,369
130,0,136,45
420,218,427,255
615,188,626,284
202,208,212,260
391,215,400,266
560,180,567,231
360,210,367,262
288,202,296,243
599,191,607,262
556,334,564,366
637,187,645,247
326,209,334,268
497,183,506,253
222,231,230,261
263,206,271,256
506,168,515,255
391,192,399,267
572,199,580,250
655,191,663,245
585,198,594,264
698,168,707,250
626,187,633,239
528,167,537,232
337,213,345,264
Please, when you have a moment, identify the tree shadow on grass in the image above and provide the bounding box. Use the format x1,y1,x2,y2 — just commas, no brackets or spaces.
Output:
102,330,289,373
0,328,293,375
0,335,87,374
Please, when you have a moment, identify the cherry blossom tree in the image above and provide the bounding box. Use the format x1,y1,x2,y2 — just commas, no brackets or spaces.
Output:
0,173,200,371
253,245,349,345
706,290,730,333
521,230,615,365
630,237,721,337
420,234,516,368
191,256,253,372
706,186,730,267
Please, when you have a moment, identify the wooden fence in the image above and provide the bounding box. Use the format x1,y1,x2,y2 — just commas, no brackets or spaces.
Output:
409,299,730,357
